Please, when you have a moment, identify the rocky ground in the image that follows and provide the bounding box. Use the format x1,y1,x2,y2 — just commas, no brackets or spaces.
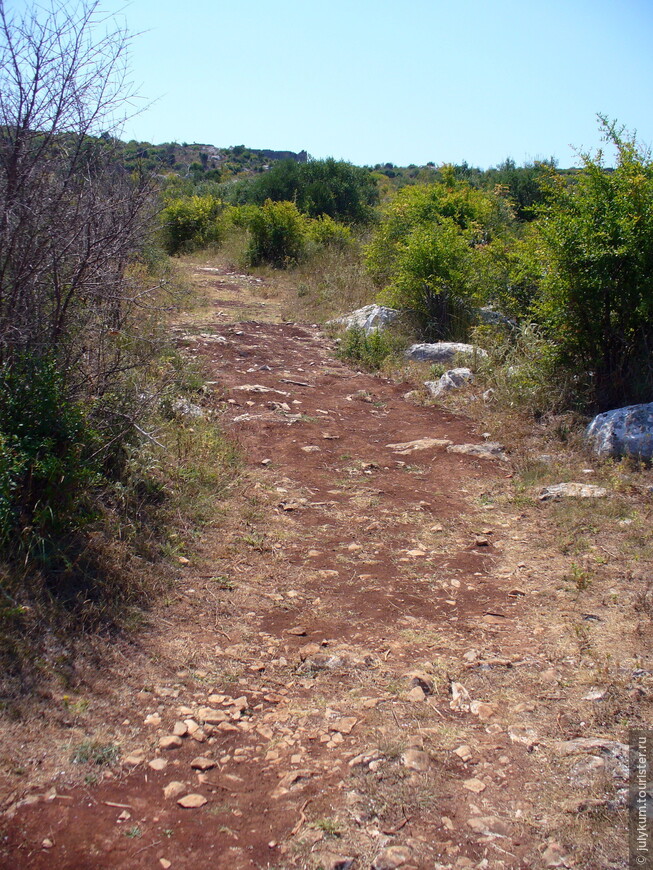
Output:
0,260,650,869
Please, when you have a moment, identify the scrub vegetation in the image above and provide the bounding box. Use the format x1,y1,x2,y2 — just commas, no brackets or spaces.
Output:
2,0,652,691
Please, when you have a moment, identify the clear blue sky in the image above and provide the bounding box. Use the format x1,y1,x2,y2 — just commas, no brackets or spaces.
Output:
113,0,652,168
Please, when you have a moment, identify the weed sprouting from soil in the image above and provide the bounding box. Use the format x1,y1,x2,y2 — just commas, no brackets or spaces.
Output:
70,740,120,767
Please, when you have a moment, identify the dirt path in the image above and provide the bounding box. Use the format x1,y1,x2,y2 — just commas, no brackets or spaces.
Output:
0,262,638,869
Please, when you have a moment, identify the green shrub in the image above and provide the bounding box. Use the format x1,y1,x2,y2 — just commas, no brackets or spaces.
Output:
338,326,403,371
227,158,379,224
0,356,102,562
160,195,223,255
306,215,353,251
378,219,478,341
245,200,307,267
533,118,653,410
366,171,514,340
224,203,260,230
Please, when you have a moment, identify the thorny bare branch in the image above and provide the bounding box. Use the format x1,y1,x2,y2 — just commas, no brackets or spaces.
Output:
0,0,160,403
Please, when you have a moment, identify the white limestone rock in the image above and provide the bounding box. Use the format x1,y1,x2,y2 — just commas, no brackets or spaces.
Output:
405,342,487,364
424,367,474,398
328,305,400,335
586,402,653,460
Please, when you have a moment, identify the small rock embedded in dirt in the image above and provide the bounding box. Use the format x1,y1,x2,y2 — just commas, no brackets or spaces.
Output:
232,384,289,395
159,735,183,750
301,445,321,453
407,672,434,695
163,781,187,800
122,750,145,767
454,745,473,762
447,442,508,461
329,717,357,734
470,700,496,721
386,438,452,454
582,687,607,701
482,613,507,625
286,625,308,636
172,720,188,737
405,685,426,702
148,758,168,771
190,756,216,771
402,749,430,771
144,713,161,727
372,845,413,869
159,860,172,870
466,815,511,836
539,482,608,500
508,725,539,749
555,737,629,782
568,756,606,787
177,793,208,809
300,642,322,659
462,778,486,793
198,707,228,725
301,653,344,671
349,748,384,769
41,839,53,849
271,768,314,798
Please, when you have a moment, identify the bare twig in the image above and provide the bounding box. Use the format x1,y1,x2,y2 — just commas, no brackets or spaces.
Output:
291,798,312,836
132,840,161,857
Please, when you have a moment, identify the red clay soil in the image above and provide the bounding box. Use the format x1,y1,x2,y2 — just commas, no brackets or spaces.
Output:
0,266,636,870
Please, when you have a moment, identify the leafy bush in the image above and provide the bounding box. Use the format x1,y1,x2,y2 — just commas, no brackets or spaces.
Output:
245,200,307,267
366,171,514,340
338,327,404,371
306,215,353,251
160,195,223,255
378,219,478,341
227,158,379,224
225,203,260,229
0,357,102,562
533,118,653,410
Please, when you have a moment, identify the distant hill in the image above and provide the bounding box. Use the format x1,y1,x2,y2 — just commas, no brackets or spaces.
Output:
121,140,308,182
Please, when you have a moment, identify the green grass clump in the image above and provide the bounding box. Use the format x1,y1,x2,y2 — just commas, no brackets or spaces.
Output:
70,740,120,766
338,326,405,371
